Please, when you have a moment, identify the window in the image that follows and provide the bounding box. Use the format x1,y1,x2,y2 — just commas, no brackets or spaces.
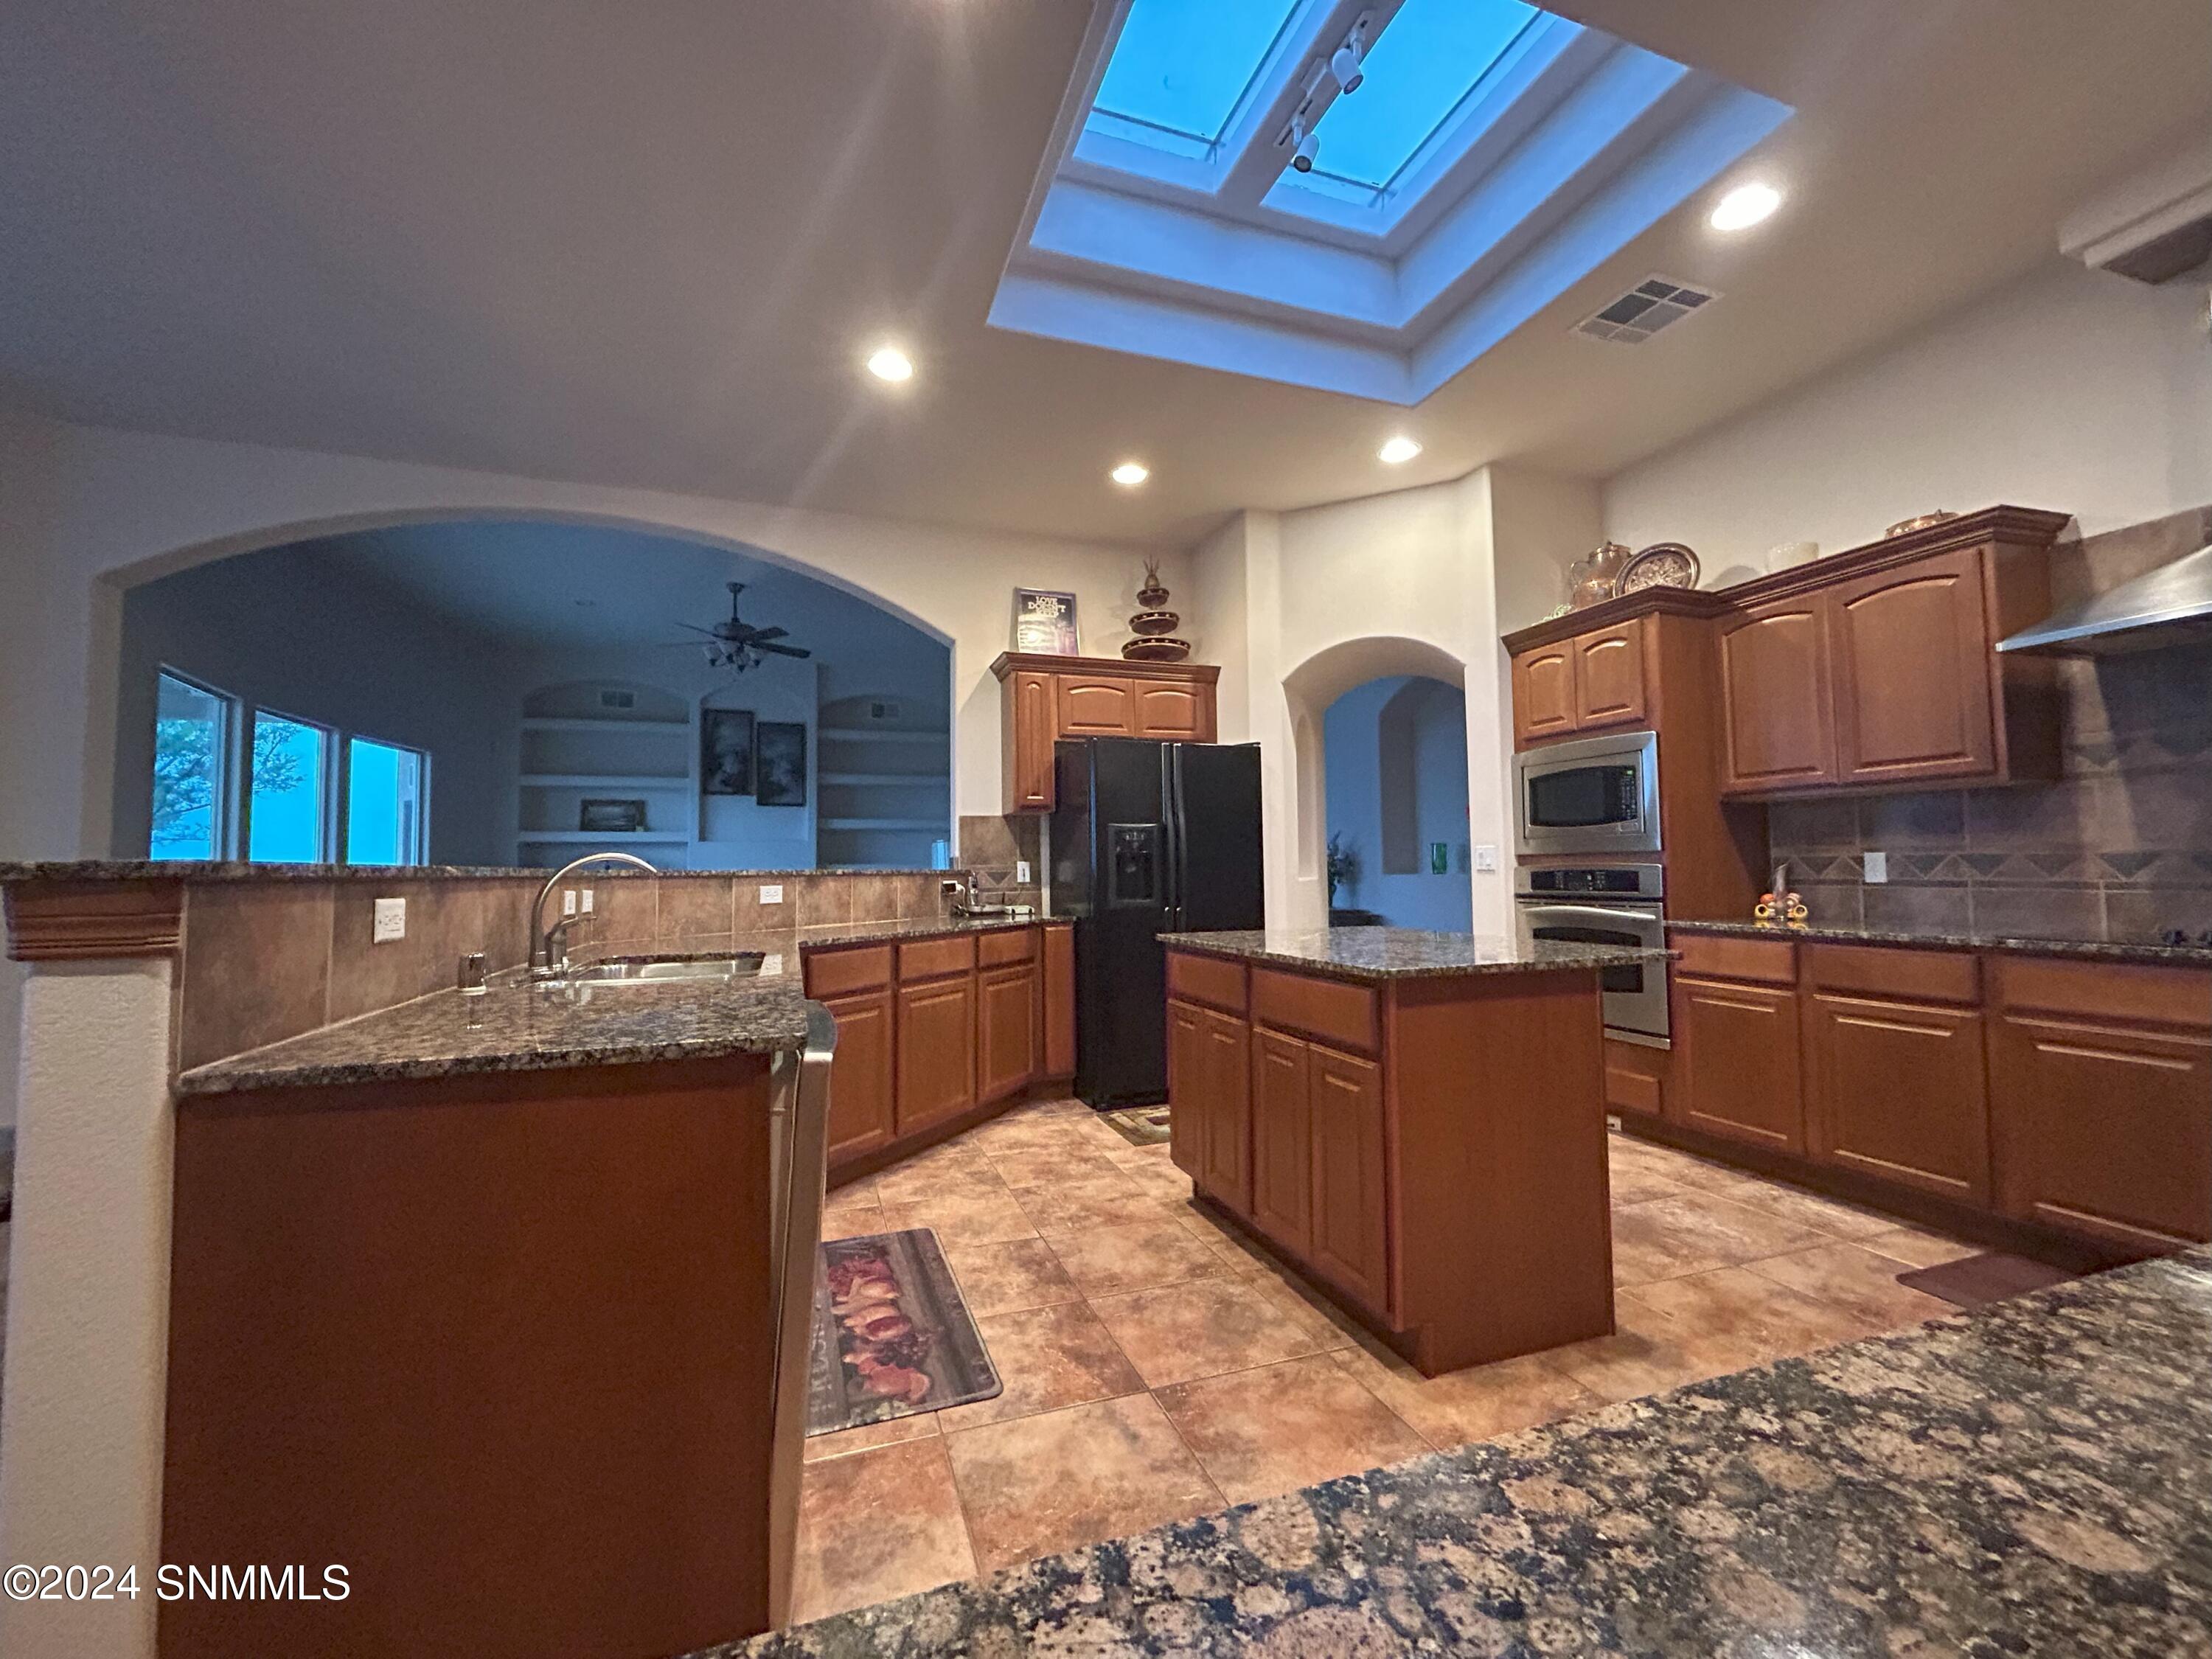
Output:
1088,0,1301,161
150,671,234,860
247,712,333,863
345,737,428,866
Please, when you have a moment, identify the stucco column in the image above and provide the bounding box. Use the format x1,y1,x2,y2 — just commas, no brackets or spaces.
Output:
0,881,181,1659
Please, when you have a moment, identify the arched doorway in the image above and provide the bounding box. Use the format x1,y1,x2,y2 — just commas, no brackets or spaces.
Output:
1321,675,1473,931
114,518,956,871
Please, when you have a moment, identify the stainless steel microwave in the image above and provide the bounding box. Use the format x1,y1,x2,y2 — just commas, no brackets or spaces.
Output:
1512,729,1660,858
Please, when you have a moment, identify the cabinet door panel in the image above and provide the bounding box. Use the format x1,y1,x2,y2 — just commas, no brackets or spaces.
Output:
1512,647,1578,746
1573,623,1647,730
1250,1029,1312,1257
1675,976,1805,1152
895,975,976,1133
1719,600,1836,793
1042,923,1076,1078
1831,549,1997,785
1806,993,1989,1203
822,988,895,1166
1991,1015,2212,1251
1167,998,1206,1181
1307,1044,1388,1316
1006,670,1057,812
1200,1007,1253,1217
1134,680,1210,740
977,963,1038,1104
1057,676,1138,736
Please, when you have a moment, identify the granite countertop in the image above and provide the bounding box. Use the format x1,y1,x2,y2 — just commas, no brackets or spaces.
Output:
790,914,1049,950
1670,917,2212,969
720,1248,2212,1658
1160,926,1670,981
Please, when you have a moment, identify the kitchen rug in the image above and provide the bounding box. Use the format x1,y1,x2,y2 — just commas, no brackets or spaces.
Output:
1896,1251,2075,1310
807,1228,1001,1436
1101,1105,1172,1148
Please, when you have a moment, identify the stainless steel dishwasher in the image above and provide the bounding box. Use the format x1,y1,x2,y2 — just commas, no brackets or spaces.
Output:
765,1002,837,1628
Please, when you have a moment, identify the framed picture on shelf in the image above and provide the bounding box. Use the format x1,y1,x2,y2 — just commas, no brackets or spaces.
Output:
580,798,647,833
756,722,807,807
1012,588,1079,655
701,708,755,796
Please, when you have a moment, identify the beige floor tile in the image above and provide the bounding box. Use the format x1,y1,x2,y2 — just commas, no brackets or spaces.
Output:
1011,1180,1174,1237
987,1144,1132,1190
1171,1200,1277,1273
1242,1265,1365,1351
791,1437,976,1624
1720,1178,1905,1240
1328,1340,1604,1452
1088,1275,1326,1388
1859,1223,1983,1270
878,1189,1039,1247
826,1175,880,1204
1116,1157,1197,1206
1607,1160,1687,1206
936,1301,1146,1431
803,1411,939,1464
940,1237,1082,1318
1547,1293,1767,1404
967,1115,1090,1155
1156,1354,1428,1504
874,1158,1007,1208
1610,1190,1832,1287
821,1195,886,1242
1749,1242,1963,1330
943,1394,1222,1573
1631,1265,1882,1360
1046,1217,1228,1298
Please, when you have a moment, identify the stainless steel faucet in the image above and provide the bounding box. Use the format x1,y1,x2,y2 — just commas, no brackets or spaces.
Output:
529,852,659,978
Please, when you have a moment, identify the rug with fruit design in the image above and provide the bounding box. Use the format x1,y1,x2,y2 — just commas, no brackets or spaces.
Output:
806,1228,1001,1436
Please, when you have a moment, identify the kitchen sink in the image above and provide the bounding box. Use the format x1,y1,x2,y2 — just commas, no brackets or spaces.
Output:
552,952,767,986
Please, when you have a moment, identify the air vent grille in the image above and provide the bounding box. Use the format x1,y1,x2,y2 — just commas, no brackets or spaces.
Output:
1573,276,1717,344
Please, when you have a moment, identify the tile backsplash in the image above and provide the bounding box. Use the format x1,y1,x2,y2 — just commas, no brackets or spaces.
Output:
1770,507,2212,944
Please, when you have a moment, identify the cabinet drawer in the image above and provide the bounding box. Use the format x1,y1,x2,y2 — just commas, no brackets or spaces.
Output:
1251,968,1377,1054
977,927,1037,967
1602,1037,1667,1119
1672,931,1796,985
1167,950,1248,1014
1993,956,2212,1029
898,934,977,982
804,944,892,997
1804,943,1979,1004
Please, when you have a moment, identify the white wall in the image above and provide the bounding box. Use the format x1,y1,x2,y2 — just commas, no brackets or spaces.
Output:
1604,260,2212,567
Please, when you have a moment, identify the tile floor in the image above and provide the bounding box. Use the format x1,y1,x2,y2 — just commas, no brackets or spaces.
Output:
793,1097,1982,1624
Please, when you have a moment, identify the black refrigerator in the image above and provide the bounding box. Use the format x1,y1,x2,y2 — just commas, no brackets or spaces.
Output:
1048,737,1265,1107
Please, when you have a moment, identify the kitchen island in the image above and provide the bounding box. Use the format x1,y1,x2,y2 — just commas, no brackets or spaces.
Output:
1158,927,1669,1376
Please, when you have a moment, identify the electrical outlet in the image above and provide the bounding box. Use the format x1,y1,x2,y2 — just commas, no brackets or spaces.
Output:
580,888,594,914
762,953,785,977
759,883,784,905
562,889,578,916
371,897,406,944
1472,844,1500,873
1015,860,1032,885
1863,850,1888,885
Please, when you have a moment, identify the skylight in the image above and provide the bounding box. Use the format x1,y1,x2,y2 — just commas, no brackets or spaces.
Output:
1089,0,1301,161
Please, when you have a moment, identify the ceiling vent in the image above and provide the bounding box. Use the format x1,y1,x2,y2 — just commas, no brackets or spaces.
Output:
1573,276,1717,344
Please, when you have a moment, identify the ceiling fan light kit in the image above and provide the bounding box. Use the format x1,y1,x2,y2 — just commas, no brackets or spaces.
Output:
672,582,814,672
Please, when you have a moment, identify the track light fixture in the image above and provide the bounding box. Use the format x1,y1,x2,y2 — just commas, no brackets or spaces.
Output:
1329,27,1365,94
1290,116,1318,174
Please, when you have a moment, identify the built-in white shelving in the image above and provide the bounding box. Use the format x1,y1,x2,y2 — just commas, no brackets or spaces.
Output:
813,698,950,871
516,684,697,868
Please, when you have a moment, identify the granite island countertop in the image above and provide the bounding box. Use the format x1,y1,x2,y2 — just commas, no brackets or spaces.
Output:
718,1247,2212,1658
173,913,1057,1095
1161,925,1671,982
1670,917,2212,969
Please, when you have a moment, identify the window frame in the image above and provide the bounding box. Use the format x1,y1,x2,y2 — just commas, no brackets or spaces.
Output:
243,706,339,866
151,665,244,862
341,733,434,869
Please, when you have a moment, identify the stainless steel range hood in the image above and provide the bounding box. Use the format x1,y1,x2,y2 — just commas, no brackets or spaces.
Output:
1997,540,2212,656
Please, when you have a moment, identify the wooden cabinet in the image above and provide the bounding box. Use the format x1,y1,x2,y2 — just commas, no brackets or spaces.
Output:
1805,991,1989,1204
1829,549,1998,786
977,961,1039,1103
1674,974,1806,1152
1250,1028,1314,1258
1511,642,1578,745
1573,622,1648,730
895,973,976,1133
818,988,896,1164
1718,597,1837,793
1168,998,1253,1217
1041,922,1076,1077
1307,1044,1388,1312
991,654,1220,811
1167,999,1206,1182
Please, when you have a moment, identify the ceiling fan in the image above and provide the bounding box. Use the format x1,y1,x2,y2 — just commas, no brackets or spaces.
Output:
665,582,813,672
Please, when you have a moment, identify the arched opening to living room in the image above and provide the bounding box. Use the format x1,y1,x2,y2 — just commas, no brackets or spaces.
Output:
111,518,956,872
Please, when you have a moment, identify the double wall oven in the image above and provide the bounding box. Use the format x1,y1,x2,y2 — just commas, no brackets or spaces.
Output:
1513,731,1670,1046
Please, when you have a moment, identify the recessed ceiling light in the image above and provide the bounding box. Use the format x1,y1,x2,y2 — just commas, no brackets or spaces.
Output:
1110,460,1150,487
1377,435,1422,465
1709,182,1781,232
865,345,914,383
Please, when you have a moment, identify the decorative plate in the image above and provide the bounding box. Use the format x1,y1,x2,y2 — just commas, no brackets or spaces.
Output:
1617,542,1700,594
1883,510,1957,538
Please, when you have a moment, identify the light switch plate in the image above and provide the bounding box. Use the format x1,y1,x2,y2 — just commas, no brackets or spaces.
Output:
371,897,406,944
580,888,594,914
562,888,578,915
762,953,784,977
759,883,784,905
1472,844,1500,873
1015,860,1032,885
1864,850,1888,884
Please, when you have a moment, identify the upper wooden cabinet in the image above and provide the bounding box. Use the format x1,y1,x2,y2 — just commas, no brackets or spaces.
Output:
991,654,1220,813
1502,507,2070,796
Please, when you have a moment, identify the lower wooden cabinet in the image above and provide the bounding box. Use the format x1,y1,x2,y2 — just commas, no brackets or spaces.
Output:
1675,975,1805,1152
978,961,1039,1103
1168,998,1255,1217
1307,1044,1388,1311
894,972,976,1133
818,987,895,1164
1042,922,1076,1077
1250,1028,1314,1259
1805,991,1989,1203
1167,1001,1206,1183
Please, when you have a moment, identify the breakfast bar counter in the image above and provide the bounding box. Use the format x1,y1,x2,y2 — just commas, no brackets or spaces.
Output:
1158,926,1667,1375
